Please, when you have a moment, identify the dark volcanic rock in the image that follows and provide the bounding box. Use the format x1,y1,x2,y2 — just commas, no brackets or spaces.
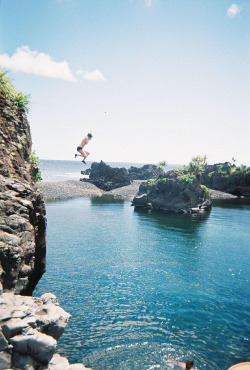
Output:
201,162,250,196
82,161,132,191
132,170,211,214
0,95,46,294
128,164,160,180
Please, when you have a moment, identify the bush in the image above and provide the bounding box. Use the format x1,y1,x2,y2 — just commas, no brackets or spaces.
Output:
30,151,41,183
147,179,155,186
200,185,209,195
13,92,30,112
0,68,30,113
179,174,196,186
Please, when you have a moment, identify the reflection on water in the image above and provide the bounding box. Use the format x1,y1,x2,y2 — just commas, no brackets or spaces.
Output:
134,207,210,234
34,198,250,370
91,195,125,205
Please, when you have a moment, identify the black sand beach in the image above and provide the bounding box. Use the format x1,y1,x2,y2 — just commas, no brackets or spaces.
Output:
40,180,238,203
40,180,145,202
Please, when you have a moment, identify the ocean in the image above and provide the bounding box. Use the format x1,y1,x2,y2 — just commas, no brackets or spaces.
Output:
35,160,250,370
39,159,180,182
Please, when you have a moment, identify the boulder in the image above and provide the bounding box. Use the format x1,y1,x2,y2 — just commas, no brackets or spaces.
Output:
0,329,9,351
0,292,85,369
0,351,11,370
49,353,92,369
132,170,211,214
82,161,132,190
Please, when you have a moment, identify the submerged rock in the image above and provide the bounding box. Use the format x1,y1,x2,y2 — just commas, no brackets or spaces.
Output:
132,170,211,214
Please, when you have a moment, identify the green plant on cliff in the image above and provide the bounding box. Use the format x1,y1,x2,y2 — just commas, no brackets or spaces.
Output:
179,174,196,186
200,184,209,195
157,161,167,175
0,68,30,113
147,179,155,186
30,151,41,183
157,177,168,185
0,69,13,97
13,92,30,112
188,155,208,178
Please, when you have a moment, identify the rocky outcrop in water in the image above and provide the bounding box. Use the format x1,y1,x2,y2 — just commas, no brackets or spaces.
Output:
0,95,46,295
128,164,160,180
132,170,211,214
81,162,160,191
81,161,132,190
201,162,250,196
0,292,91,370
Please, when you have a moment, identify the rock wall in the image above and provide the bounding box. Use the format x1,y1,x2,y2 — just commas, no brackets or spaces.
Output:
0,95,46,295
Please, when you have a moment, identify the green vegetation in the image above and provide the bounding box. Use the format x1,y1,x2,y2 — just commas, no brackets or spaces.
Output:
157,177,168,185
30,151,41,183
147,179,155,186
200,185,209,195
188,155,208,178
176,155,250,186
157,161,167,175
179,174,196,186
0,68,30,113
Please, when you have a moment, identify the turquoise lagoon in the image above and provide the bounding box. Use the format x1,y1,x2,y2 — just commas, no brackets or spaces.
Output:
34,195,250,370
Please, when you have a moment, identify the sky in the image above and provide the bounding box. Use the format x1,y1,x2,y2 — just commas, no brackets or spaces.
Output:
0,0,249,165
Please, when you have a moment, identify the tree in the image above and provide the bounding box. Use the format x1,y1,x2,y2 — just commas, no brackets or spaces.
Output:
188,155,208,181
157,161,167,177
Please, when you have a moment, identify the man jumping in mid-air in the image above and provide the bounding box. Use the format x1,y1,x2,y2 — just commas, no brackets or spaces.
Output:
75,132,93,163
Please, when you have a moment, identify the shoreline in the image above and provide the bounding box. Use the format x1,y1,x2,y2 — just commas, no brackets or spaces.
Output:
40,180,241,203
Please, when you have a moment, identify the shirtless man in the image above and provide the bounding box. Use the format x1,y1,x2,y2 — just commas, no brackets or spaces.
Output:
75,133,93,163
167,359,196,370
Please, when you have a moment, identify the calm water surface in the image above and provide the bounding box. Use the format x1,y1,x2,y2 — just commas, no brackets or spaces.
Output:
34,198,250,370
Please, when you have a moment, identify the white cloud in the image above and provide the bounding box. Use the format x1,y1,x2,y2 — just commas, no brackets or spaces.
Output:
0,46,76,81
144,0,153,6
227,4,240,18
77,69,106,82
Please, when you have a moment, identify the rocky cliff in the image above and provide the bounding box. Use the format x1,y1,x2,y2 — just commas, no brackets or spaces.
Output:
0,95,46,295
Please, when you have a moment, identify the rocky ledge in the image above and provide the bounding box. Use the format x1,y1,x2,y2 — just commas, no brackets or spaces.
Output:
0,292,91,370
132,170,211,214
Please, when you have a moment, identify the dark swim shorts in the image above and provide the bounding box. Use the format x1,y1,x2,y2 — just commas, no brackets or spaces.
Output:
77,146,83,151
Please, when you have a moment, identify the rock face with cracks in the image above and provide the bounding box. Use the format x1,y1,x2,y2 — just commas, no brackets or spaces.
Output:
0,95,46,295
